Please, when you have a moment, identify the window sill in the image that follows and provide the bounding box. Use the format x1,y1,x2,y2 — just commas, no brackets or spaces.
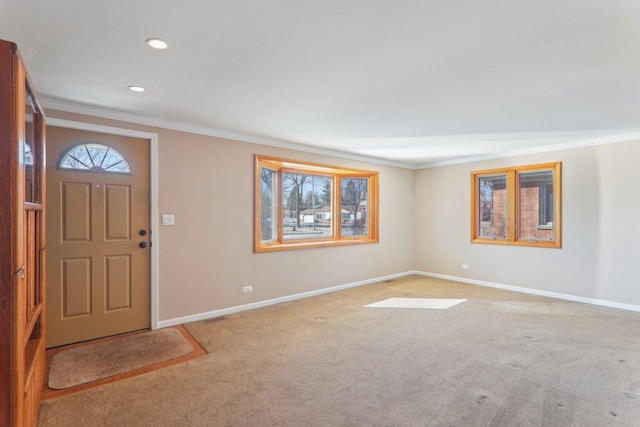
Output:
256,237,378,253
471,237,561,249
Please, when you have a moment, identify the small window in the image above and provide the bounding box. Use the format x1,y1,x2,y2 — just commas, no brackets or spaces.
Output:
341,178,369,238
519,170,554,239
24,142,33,165
471,162,561,248
478,174,507,239
255,155,379,252
59,143,131,174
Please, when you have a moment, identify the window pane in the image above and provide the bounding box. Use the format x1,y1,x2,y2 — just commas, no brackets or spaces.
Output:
260,168,277,242
478,175,507,239
519,170,554,241
59,143,131,174
341,178,368,237
282,173,333,240
24,90,35,202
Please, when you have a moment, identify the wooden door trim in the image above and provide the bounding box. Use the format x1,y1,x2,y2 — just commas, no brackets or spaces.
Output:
46,118,160,330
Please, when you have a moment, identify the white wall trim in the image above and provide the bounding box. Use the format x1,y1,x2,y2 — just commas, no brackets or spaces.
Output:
416,132,640,169
157,269,640,329
157,271,414,328
42,96,410,170
414,270,640,313
46,117,161,330
43,97,640,171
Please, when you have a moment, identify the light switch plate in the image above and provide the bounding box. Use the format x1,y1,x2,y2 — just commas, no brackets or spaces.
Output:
162,214,175,226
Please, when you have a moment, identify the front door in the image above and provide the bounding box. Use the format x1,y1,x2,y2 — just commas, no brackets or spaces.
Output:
46,126,151,347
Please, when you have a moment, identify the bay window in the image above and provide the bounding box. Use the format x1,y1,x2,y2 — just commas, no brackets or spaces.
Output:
255,155,379,252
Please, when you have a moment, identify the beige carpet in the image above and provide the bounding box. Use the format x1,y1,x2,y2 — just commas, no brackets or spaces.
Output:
38,276,640,426
48,328,193,389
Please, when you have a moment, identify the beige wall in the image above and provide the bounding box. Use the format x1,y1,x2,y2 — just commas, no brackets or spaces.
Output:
414,139,640,306
44,108,640,320
45,109,416,322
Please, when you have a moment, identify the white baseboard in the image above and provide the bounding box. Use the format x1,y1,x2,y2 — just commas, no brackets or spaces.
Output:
156,271,414,328
414,270,640,313
157,269,640,329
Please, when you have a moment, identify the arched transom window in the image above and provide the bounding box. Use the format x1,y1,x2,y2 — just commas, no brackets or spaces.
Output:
59,143,131,173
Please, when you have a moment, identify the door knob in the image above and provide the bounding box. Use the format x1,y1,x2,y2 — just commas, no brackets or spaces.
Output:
139,242,147,248
139,230,147,236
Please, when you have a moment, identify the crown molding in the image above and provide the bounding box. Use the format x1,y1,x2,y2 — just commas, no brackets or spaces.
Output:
416,132,640,169
40,96,413,170
41,96,640,171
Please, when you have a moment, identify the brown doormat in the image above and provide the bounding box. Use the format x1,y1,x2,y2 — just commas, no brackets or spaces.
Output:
48,328,193,390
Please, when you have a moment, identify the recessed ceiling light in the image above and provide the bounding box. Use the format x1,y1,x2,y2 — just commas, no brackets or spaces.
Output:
146,38,168,50
128,86,145,92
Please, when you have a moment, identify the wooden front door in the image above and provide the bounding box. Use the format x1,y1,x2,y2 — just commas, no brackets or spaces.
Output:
46,126,151,347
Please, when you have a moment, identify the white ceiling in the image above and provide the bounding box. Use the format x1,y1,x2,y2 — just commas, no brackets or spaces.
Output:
1,0,639,167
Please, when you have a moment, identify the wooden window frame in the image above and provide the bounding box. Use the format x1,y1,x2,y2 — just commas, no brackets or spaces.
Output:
471,162,562,248
255,155,379,252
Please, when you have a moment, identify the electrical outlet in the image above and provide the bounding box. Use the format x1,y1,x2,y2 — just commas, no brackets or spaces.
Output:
462,264,469,270
162,214,175,226
243,285,253,293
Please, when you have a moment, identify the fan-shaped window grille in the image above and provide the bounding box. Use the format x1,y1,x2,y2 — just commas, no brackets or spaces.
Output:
59,143,131,173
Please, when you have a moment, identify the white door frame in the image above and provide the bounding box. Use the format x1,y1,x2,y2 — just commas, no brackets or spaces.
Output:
46,118,160,330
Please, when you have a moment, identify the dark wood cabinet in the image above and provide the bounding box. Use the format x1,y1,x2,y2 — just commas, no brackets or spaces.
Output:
0,39,47,427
